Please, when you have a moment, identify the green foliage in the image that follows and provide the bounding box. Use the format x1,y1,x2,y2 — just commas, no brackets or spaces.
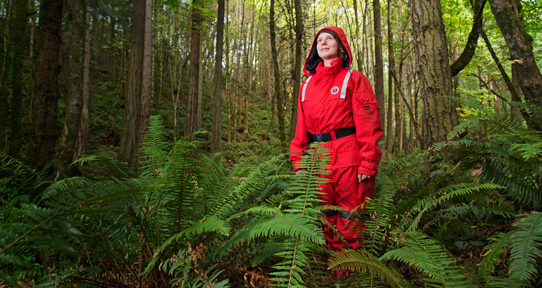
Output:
328,249,408,288
382,231,468,287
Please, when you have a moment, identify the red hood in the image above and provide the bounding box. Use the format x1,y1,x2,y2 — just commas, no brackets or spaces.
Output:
303,26,353,76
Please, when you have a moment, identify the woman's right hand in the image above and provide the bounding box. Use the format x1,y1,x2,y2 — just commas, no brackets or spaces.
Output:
296,169,307,175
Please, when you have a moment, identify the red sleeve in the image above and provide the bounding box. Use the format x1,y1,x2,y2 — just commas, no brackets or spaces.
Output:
351,73,383,176
289,80,310,172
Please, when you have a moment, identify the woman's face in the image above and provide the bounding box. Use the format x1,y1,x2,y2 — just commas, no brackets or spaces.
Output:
316,32,339,62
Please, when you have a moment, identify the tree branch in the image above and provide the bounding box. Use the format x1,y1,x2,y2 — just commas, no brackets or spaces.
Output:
450,0,487,77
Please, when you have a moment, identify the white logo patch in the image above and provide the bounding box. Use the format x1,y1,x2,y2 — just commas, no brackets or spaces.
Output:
330,86,340,95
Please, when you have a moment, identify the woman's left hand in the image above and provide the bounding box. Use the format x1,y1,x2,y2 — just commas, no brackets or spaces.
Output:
358,174,372,182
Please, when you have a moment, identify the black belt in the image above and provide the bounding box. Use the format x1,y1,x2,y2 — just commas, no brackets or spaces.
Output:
308,127,356,146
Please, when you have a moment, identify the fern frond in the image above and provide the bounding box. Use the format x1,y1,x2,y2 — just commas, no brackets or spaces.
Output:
365,174,397,253
381,231,467,288
484,276,528,288
509,212,542,283
329,249,408,288
409,183,504,231
482,158,541,208
139,115,169,176
479,230,514,276
72,154,131,179
143,217,231,275
251,243,282,267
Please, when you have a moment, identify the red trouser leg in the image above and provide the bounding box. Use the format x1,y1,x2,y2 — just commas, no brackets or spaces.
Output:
320,165,376,251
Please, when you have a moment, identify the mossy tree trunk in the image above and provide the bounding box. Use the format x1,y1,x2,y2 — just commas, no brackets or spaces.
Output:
211,0,225,153
269,0,286,147
289,0,303,141
184,0,203,139
488,0,542,129
56,0,86,178
118,0,152,171
410,0,459,148
8,0,28,159
30,0,64,168
373,0,385,143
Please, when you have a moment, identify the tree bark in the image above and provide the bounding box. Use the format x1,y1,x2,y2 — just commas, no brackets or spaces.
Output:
8,0,28,158
184,0,203,139
410,0,459,147
211,0,225,153
0,27,8,153
74,1,90,161
29,0,63,167
387,0,396,153
56,0,85,178
488,0,542,129
373,0,385,141
118,0,152,171
480,28,528,123
449,0,486,77
269,0,286,147
289,0,303,141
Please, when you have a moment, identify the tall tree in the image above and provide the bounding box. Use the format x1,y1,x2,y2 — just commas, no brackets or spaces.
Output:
488,0,542,129
269,0,286,146
373,0,385,142
74,1,91,160
410,0,459,147
118,0,152,171
289,0,303,141
8,0,28,158
387,0,396,152
184,0,203,138
211,0,225,153
56,0,86,178
0,24,9,153
29,0,63,167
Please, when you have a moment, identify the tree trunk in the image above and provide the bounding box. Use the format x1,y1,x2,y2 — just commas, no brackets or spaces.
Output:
29,0,63,167
74,2,90,161
184,0,203,138
269,0,286,146
488,0,542,129
387,0,396,153
289,0,303,141
118,0,152,171
480,28,526,123
353,0,362,72
56,0,85,178
211,0,225,153
0,27,8,153
8,0,28,158
373,0,385,141
410,0,458,147
449,0,486,77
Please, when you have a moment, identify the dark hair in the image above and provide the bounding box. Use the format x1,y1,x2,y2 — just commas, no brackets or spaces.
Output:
316,29,349,65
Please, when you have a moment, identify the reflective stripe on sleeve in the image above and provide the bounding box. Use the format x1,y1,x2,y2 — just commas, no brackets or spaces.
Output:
301,76,312,102
340,68,353,100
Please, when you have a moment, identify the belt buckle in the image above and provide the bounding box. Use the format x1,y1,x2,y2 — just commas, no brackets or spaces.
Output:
315,134,324,142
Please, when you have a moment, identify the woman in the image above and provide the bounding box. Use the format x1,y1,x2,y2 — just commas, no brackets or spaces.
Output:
289,27,383,252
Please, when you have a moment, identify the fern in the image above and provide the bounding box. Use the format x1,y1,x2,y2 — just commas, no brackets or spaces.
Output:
160,137,202,235
479,230,514,276
409,183,504,231
509,212,542,283
381,231,468,288
482,158,541,209
364,174,396,254
328,249,408,288
139,115,170,176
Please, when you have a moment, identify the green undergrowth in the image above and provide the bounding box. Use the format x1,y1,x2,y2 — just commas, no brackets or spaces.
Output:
1,112,542,287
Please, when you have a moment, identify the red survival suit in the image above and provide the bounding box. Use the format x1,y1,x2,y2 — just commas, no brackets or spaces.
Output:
289,27,383,251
